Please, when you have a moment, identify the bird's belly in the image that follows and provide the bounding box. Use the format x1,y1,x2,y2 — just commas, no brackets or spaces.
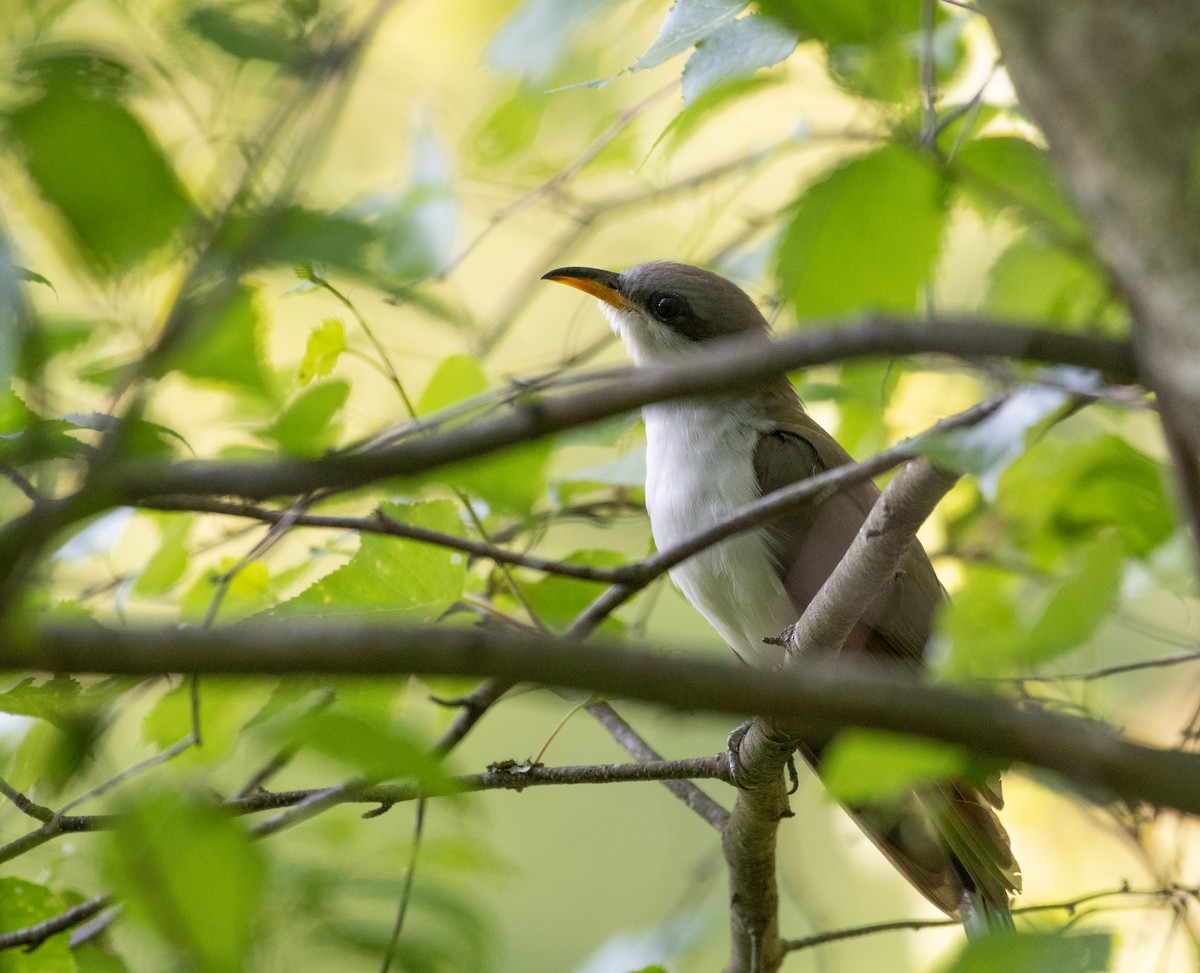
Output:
644,404,798,668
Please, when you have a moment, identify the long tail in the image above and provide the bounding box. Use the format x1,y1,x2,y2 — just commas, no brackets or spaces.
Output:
961,886,1015,938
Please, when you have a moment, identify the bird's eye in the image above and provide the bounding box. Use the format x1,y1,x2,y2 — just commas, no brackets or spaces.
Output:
651,294,683,320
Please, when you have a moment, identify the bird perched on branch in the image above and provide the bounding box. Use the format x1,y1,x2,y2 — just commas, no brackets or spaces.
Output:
542,261,1020,930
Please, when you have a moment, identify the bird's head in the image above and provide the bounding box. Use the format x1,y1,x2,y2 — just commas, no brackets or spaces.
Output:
542,261,771,364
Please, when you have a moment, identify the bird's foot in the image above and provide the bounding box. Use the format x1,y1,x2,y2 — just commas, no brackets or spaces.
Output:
786,754,799,795
726,720,753,787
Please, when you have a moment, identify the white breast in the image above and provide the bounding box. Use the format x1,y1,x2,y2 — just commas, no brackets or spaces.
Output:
643,400,799,668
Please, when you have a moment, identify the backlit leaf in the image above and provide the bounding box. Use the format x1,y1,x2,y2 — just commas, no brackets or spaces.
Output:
630,0,748,72
162,284,272,398
0,878,76,973
997,433,1173,562
984,235,1120,331
274,708,454,786
273,500,465,622
939,931,1111,973
915,384,1070,497
776,146,946,319
260,379,350,456
105,789,265,973
296,318,346,385
1020,533,1125,665
417,354,488,416
8,72,192,273
681,14,798,106
821,730,973,804
954,137,1085,240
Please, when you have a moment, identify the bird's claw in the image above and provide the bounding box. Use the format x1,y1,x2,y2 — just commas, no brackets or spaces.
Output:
726,720,753,788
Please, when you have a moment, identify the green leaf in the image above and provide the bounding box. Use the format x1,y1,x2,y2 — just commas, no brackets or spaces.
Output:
983,235,1119,331
241,676,329,731
296,318,346,385
17,317,94,381
417,354,488,416
432,439,552,516
469,87,547,166
223,207,377,272
954,137,1085,240
180,558,272,625
936,565,1024,680
104,788,266,973
0,675,86,729
133,514,192,596
630,0,748,72
821,730,973,804
0,878,76,973
273,708,454,786
184,6,302,64
140,681,193,748
14,266,55,292
521,550,626,637
8,78,192,274
997,433,1173,561
273,500,465,622
1021,533,1124,665
939,534,1126,676
650,75,778,157
162,284,272,397
260,379,350,456
759,0,957,101
141,679,266,754
776,146,947,320
60,411,190,460
681,14,798,106
939,931,1111,973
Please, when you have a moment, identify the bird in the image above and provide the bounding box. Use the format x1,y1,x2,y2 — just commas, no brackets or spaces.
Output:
542,260,1020,930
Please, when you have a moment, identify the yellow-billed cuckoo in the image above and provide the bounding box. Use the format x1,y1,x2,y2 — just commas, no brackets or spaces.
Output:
542,261,1020,928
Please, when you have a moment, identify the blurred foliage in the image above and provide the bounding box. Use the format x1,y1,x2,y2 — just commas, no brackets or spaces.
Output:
0,0,1193,971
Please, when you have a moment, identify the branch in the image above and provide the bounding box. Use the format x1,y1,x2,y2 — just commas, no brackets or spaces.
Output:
0,894,112,952
23,622,1200,818
139,497,633,584
0,813,113,866
0,756,732,859
228,754,731,815
584,702,731,830
719,460,961,973
784,459,959,662
102,320,1134,503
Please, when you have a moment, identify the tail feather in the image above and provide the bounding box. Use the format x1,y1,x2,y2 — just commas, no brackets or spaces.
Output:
801,743,1021,929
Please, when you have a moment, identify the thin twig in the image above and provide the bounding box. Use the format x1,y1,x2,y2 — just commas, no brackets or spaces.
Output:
585,702,731,830
783,883,1195,952
0,894,112,952
1019,650,1200,685
0,777,53,822
378,798,425,973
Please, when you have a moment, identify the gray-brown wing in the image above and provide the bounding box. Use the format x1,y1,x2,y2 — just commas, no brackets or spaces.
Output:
752,413,1019,917
752,420,940,665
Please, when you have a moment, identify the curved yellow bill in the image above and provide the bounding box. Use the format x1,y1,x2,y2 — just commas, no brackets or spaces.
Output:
541,266,635,311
